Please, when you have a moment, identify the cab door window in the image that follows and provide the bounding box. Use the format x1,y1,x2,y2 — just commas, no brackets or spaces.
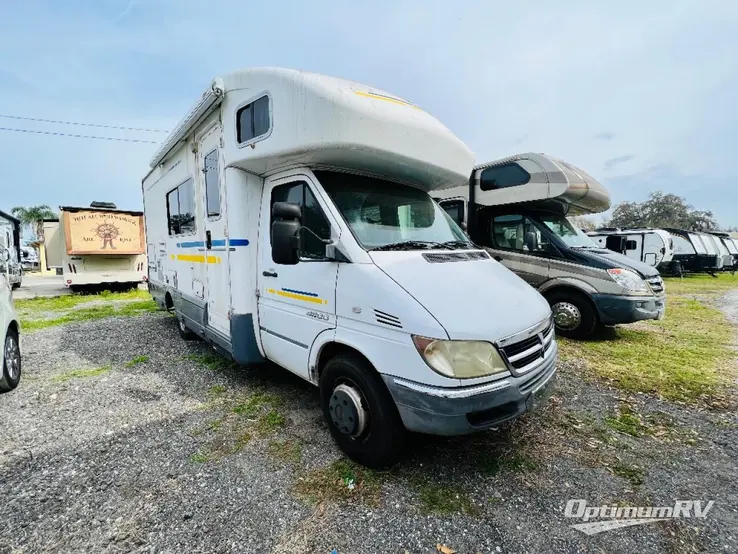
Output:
491,215,549,253
270,181,331,260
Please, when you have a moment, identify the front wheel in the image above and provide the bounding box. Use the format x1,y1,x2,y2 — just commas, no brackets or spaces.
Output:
546,290,598,339
176,313,197,341
319,354,405,468
0,328,21,393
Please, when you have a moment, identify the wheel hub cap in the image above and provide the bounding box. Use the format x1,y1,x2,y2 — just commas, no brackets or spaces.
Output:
328,384,368,437
5,335,19,380
552,302,582,330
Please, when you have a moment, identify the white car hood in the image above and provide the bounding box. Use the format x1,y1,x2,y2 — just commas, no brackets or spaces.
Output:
369,250,551,341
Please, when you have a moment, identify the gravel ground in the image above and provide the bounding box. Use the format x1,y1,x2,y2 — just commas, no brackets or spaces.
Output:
1,296,738,554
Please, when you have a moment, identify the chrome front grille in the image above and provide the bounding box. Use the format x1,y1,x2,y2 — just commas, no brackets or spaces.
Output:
647,275,664,294
499,321,555,375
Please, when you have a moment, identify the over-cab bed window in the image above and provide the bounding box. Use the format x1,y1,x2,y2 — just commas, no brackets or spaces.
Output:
480,163,531,191
166,178,196,236
237,95,270,143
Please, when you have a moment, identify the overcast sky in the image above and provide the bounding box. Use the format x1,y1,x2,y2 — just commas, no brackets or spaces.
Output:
1,0,737,228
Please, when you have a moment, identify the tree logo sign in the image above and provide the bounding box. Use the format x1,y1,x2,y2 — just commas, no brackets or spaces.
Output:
94,221,120,250
63,209,145,255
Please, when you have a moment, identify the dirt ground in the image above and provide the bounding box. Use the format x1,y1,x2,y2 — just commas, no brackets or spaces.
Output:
1,294,737,554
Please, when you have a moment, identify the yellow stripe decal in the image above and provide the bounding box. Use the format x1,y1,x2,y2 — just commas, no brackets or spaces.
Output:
266,288,327,305
173,254,221,264
354,90,422,111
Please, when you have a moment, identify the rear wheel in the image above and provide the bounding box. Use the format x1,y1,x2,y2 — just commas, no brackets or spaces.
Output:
319,354,405,468
177,313,197,341
546,290,598,339
0,328,21,393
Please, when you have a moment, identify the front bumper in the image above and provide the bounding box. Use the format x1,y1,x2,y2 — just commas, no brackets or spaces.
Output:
591,294,666,325
382,341,557,436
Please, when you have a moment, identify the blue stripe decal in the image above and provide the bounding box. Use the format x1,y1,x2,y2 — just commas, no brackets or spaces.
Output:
176,238,250,249
281,288,319,298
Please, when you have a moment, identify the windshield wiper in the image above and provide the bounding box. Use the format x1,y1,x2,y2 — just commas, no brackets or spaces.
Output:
370,240,448,251
438,240,477,250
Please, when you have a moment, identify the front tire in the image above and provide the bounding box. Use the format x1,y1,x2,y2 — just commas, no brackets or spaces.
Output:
177,313,197,341
0,328,21,393
546,290,598,339
320,354,405,468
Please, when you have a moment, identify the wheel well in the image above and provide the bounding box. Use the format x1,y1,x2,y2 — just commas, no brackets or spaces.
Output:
315,342,376,381
542,285,599,318
8,320,19,336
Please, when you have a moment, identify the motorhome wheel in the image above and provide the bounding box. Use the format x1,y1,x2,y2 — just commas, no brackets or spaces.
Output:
320,354,405,468
0,328,21,393
546,291,598,339
176,313,197,341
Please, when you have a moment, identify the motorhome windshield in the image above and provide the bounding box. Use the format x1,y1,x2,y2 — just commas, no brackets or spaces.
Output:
689,233,708,254
539,214,598,248
316,170,469,251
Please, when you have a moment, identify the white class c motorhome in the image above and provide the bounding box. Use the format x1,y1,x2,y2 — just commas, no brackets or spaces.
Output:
142,68,557,468
435,153,666,339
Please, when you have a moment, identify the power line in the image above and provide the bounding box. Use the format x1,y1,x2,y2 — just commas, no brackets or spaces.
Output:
0,126,160,144
0,114,168,133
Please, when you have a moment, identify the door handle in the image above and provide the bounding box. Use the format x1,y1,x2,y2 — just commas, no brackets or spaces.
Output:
494,256,503,262
262,270,278,278
205,230,212,249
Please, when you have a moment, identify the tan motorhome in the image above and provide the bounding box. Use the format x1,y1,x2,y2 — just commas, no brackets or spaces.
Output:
44,202,148,291
435,153,666,339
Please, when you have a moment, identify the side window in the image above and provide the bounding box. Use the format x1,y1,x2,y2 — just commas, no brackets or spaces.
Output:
237,95,270,143
491,215,548,253
204,149,220,217
439,200,464,225
270,181,331,261
480,163,531,191
166,178,196,236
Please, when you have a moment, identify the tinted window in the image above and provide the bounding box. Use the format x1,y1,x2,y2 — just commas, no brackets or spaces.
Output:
237,95,270,143
204,149,220,217
270,181,331,260
480,163,531,191
491,214,548,253
440,200,464,225
166,178,196,236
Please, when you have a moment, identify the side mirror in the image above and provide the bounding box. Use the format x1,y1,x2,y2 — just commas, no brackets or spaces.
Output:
525,231,540,252
271,202,301,265
460,221,467,231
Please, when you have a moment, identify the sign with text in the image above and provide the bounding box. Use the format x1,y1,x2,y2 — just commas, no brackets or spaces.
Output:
63,210,145,255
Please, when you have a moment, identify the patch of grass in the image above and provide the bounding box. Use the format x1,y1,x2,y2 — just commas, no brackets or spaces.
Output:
294,459,385,506
14,288,150,312
610,461,644,487
233,432,252,452
208,385,227,396
417,484,479,516
21,299,158,331
54,365,111,382
267,439,303,464
190,451,209,463
232,391,283,416
604,405,650,437
124,355,150,368
183,352,238,372
663,273,738,295
477,451,538,476
559,296,735,405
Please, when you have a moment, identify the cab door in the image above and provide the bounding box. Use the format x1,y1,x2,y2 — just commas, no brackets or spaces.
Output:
256,172,338,380
485,214,550,287
198,125,231,336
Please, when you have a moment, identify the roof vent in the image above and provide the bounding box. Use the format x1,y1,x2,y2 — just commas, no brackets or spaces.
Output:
90,201,117,209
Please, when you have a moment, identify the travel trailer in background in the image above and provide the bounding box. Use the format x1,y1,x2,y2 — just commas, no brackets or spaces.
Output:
435,152,666,339
702,232,734,270
142,68,557,467
587,228,677,274
709,232,738,270
43,202,147,291
663,228,721,274
0,210,22,289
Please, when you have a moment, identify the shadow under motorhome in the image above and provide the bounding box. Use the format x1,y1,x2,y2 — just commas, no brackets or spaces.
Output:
434,152,666,339
142,68,557,468
587,228,677,274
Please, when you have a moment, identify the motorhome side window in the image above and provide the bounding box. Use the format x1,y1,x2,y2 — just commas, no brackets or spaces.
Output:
166,178,196,236
480,163,531,191
439,200,464,225
237,95,270,143
491,215,548,252
270,181,331,260
204,149,220,217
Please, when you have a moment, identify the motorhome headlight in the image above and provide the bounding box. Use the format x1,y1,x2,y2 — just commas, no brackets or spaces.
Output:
607,268,649,294
412,336,508,379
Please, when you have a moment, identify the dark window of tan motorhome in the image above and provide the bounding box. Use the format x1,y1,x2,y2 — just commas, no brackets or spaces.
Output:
480,163,531,191
492,214,548,252
439,200,464,225
204,149,220,217
166,178,196,236
270,181,331,260
237,95,270,143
